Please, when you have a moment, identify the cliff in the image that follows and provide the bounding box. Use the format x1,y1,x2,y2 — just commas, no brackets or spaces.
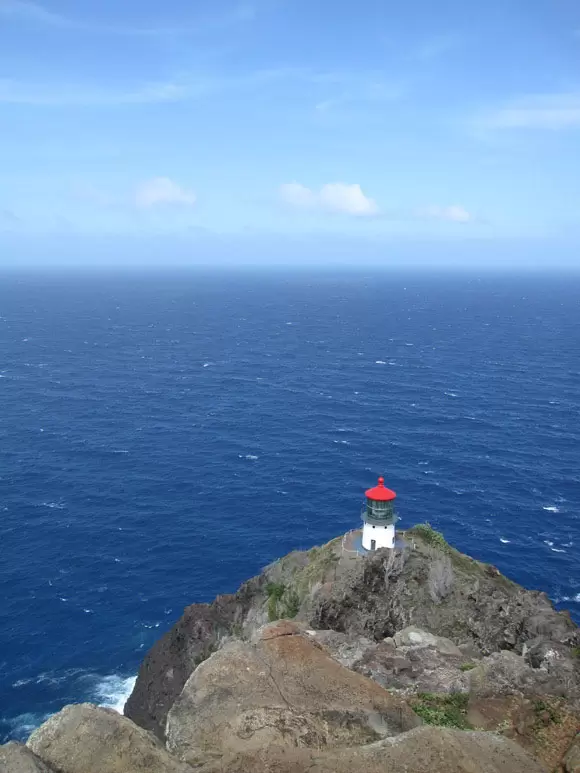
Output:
2,526,580,773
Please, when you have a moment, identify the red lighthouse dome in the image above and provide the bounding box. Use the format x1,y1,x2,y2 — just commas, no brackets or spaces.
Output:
365,476,396,502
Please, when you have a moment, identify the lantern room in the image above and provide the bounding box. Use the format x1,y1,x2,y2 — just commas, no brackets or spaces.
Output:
361,476,398,551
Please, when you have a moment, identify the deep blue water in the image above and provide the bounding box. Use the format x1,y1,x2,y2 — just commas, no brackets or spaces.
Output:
1,271,579,741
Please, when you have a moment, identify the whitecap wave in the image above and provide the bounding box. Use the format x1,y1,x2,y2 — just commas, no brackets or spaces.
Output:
375,360,386,365
543,505,560,513
93,675,137,714
500,538,511,544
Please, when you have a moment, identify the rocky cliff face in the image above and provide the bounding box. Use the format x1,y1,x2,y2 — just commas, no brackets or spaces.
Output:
2,525,580,773
125,526,580,740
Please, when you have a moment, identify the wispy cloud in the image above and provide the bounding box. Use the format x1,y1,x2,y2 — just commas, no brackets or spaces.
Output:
413,33,461,61
0,208,20,225
0,78,191,106
280,182,379,217
480,92,580,131
313,73,405,115
0,0,258,36
419,205,473,223
0,68,388,108
0,0,73,26
135,178,197,208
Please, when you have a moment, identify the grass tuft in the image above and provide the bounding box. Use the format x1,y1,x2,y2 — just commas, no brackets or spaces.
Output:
411,693,471,729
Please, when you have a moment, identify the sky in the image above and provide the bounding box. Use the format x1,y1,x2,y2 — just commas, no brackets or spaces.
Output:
0,0,579,268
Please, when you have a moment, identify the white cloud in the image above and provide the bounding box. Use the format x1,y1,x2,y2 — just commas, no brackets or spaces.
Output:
482,92,580,130
0,0,71,26
422,205,473,223
0,0,258,35
280,182,379,217
135,178,197,208
0,78,189,106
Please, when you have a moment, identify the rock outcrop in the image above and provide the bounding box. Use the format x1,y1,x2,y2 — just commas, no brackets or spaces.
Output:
26,704,192,773
165,620,420,768
1,526,578,773
0,743,55,773
125,527,580,739
199,725,549,773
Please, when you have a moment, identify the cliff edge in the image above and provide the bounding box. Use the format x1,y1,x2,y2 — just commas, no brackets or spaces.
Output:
2,525,579,773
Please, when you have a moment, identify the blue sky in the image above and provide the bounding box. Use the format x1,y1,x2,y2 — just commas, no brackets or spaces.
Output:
0,0,579,267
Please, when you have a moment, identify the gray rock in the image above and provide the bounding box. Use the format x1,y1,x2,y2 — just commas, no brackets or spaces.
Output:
308,629,377,668
199,725,548,773
468,650,575,700
356,639,470,695
394,626,463,656
564,734,580,773
126,527,580,737
166,620,421,768
27,704,192,773
0,743,55,773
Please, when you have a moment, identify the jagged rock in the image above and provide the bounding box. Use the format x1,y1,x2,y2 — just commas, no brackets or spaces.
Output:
394,625,463,656
27,704,192,773
199,725,549,773
124,588,260,738
306,629,376,668
466,695,580,772
564,734,580,773
124,549,314,739
356,639,470,695
310,531,579,656
0,743,55,773
165,620,421,768
126,527,580,740
469,650,579,702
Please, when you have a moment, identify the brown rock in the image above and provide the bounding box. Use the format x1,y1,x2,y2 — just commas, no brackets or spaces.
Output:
166,622,420,768
27,704,193,773
203,725,549,773
0,743,55,773
564,734,580,773
467,694,580,772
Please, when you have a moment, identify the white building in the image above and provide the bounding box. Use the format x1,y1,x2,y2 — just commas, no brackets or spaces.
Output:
361,476,398,551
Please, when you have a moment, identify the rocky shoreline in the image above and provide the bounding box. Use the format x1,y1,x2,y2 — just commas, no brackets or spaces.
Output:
2,525,579,772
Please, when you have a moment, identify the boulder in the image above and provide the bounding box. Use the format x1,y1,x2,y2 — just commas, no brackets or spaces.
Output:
394,626,463,656
469,650,576,700
165,620,421,768
308,629,376,668
200,725,549,773
126,529,580,737
310,529,579,657
27,704,192,773
0,743,55,773
466,694,580,772
564,734,580,773
124,592,253,739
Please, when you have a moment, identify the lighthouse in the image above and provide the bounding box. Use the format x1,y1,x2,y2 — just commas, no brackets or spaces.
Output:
362,477,398,551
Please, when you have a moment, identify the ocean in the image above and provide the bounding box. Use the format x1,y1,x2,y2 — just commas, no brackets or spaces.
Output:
1,270,579,741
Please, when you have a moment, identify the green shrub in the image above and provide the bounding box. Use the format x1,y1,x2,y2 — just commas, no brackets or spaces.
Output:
411,523,448,551
533,700,561,725
281,589,301,619
266,582,286,622
411,693,470,729
459,662,477,672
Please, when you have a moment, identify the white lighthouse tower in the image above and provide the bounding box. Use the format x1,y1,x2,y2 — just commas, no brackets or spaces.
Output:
362,476,398,551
